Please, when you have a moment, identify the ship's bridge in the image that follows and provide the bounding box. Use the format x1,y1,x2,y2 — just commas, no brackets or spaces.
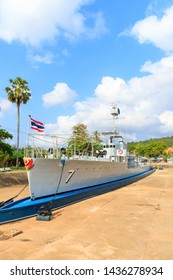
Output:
102,131,128,162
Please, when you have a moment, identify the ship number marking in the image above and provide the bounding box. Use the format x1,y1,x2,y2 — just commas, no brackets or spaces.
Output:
66,170,75,183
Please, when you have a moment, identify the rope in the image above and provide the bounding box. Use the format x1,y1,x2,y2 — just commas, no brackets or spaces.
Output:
0,183,28,208
11,183,28,200
37,160,65,216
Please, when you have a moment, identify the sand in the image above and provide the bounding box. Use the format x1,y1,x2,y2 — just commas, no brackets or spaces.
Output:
0,168,173,260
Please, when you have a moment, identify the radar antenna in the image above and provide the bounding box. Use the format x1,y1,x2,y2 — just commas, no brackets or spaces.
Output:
111,104,120,119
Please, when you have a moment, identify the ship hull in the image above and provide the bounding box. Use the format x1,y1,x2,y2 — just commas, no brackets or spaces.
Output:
27,158,151,199
0,168,154,224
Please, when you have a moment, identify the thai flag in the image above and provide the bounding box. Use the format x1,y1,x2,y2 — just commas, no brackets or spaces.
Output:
30,117,45,132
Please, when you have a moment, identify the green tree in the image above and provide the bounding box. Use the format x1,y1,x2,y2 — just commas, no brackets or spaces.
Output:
147,141,167,158
135,143,147,157
67,124,103,156
133,140,167,158
5,77,31,167
67,123,90,156
92,130,103,153
0,129,13,142
127,142,137,154
0,129,13,167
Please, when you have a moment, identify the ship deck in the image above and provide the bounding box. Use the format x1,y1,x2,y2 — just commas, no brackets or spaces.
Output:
0,167,173,260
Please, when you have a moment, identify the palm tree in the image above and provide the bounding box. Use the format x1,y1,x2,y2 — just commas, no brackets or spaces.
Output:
5,77,31,168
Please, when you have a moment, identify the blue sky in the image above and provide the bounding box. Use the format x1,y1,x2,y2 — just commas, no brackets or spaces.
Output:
0,0,173,148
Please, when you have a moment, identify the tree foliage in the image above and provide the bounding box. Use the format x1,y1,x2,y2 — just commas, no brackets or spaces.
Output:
0,129,13,167
5,77,31,167
67,123,102,156
5,77,31,105
0,129,13,142
128,139,168,158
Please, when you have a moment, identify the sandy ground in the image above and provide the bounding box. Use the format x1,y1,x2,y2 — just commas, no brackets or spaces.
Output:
0,168,173,260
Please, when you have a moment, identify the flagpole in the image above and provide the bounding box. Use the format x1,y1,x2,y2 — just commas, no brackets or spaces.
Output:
25,115,31,157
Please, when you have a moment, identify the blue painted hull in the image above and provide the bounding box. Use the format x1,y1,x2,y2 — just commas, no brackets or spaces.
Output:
0,169,154,224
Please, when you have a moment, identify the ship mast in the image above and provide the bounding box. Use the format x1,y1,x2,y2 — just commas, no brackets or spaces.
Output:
102,104,121,137
101,105,127,162
111,104,120,133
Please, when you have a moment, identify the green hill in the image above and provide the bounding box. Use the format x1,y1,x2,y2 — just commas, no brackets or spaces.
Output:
127,136,173,158
127,135,173,147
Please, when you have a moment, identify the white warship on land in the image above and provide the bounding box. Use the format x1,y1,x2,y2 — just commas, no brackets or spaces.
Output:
27,105,151,199
0,105,153,224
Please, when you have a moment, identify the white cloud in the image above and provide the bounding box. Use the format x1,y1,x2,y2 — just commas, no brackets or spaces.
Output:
45,55,173,141
0,0,107,47
44,115,77,146
33,53,55,64
42,83,77,106
0,98,13,120
129,5,173,52
0,98,12,111
141,55,173,73
159,111,173,133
